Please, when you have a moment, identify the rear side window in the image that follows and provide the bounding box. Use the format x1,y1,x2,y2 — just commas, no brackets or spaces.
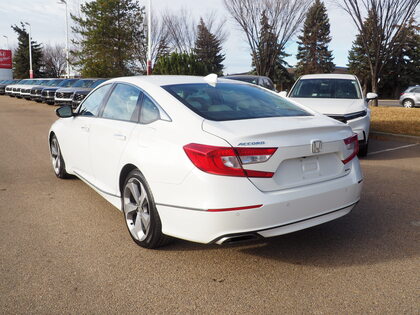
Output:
102,83,141,122
163,83,310,121
78,84,112,117
140,95,160,124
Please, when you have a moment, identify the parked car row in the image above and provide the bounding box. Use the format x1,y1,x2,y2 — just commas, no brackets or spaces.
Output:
1,78,108,108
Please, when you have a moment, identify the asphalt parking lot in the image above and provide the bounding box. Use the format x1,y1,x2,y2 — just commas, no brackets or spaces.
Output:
0,96,419,314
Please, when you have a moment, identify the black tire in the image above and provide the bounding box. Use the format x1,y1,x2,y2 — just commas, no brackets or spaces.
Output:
358,139,369,157
122,169,168,249
50,135,69,179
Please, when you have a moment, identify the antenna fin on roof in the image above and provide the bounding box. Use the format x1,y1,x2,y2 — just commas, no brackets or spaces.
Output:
204,73,218,87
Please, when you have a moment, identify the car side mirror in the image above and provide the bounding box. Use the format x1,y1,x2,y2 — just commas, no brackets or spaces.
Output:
56,105,74,118
278,91,288,97
366,92,378,100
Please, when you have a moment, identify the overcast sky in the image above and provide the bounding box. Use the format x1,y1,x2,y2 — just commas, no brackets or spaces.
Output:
0,0,418,74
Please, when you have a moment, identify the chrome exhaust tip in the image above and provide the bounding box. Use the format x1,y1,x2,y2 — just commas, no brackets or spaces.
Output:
215,233,260,245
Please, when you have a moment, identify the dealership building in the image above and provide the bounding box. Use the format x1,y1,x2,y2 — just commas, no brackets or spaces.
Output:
0,50,13,80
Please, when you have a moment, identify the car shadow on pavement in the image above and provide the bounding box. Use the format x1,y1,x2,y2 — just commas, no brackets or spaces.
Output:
163,163,419,267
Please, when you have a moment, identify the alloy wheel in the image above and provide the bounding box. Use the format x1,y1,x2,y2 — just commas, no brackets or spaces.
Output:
403,100,414,108
123,178,151,241
50,138,61,175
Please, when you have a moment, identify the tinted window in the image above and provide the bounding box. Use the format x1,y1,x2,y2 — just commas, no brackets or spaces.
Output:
57,79,79,88
290,79,362,99
78,84,112,117
72,79,95,88
413,87,420,93
228,77,258,85
49,79,65,87
261,78,274,90
102,84,141,122
91,79,107,88
163,83,310,121
140,95,160,124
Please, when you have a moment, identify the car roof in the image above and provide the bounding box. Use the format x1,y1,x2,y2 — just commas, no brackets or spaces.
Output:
299,74,357,80
107,75,247,87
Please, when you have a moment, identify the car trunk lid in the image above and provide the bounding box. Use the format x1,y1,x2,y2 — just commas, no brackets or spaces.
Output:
202,115,355,192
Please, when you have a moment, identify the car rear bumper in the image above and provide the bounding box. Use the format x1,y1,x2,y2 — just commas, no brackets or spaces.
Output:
155,159,363,244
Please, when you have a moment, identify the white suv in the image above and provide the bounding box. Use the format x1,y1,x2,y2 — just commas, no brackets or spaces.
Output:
284,74,377,156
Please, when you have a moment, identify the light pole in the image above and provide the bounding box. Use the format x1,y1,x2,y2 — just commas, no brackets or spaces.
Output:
58,0,70,78
24,22,33,78
147,0,152,75
2,35,8,49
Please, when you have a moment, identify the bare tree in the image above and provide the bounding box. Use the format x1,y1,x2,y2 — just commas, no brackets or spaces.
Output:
339,0,419,105
42,44,66,77
223,0,311,75
162,8,228,53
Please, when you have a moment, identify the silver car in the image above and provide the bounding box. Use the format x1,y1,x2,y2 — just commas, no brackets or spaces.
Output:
400,86,420,108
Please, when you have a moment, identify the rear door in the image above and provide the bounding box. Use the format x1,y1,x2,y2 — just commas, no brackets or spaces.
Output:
88,83,142,195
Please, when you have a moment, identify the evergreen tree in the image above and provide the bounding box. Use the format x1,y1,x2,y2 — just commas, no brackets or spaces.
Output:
193,18,225,75
153,52,207,75
295,0,334,76
11,23,44,78
273,50,294,91
347,10,377,94
253,11,279,78
348,14,419,98
380,18,420,98
71,0,145,77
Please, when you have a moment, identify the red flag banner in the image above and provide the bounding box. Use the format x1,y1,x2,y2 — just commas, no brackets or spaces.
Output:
0,50,12,69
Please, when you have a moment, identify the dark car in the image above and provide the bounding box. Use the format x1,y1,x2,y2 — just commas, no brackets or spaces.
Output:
223,75,276,91
71,79,108,108
0,79,20,95
31,79,65,102
42,79,79,105
21,79,53,100
54,78,103,107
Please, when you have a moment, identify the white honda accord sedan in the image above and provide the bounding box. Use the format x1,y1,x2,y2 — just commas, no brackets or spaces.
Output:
49,75,363,248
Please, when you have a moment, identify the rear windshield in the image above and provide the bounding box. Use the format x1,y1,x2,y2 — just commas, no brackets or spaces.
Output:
290,79,362,99
163,83,310,121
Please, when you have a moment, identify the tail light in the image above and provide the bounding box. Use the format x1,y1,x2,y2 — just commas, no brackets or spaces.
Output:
342,134,359,164
183,143,277,178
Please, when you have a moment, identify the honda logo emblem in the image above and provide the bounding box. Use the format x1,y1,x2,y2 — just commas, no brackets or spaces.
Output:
311,140,323,153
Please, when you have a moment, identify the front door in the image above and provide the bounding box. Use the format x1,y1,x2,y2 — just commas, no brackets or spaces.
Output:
88,83,142,195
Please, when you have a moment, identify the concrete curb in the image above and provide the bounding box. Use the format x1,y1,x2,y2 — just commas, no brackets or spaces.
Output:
370,131,420,144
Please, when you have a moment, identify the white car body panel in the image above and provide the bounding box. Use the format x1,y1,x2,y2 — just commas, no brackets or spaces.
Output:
49,75,363,245
287,74,371,142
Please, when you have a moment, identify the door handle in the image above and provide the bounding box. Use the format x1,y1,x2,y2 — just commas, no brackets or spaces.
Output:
113,134,126,141
81,126,89,132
